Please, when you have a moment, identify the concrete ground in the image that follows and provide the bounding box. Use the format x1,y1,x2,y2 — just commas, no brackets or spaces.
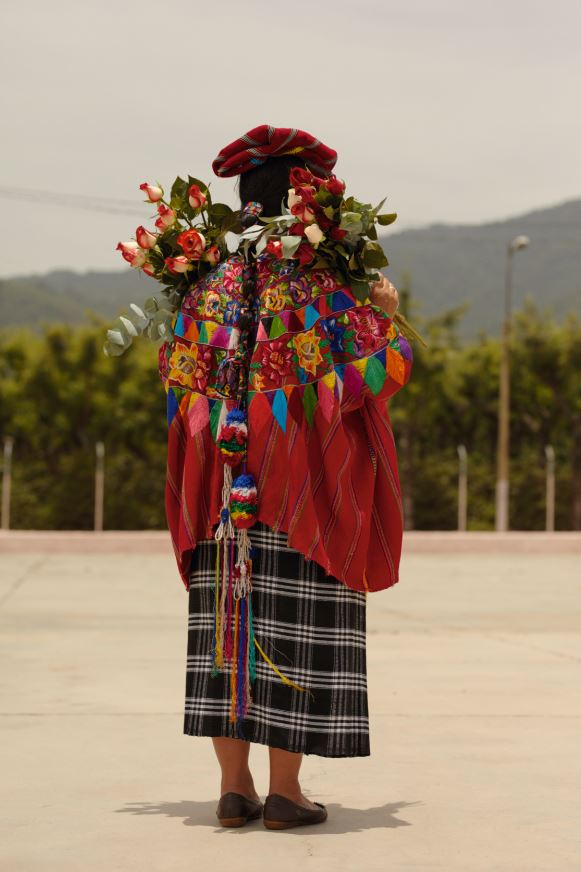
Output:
1,531,580,871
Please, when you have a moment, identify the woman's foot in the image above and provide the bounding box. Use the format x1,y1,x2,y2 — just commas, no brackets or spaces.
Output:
267,785,319,811
263,793,327,829
221,774,260,805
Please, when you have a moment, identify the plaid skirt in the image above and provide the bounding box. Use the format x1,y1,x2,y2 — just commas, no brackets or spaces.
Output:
184,521,370,757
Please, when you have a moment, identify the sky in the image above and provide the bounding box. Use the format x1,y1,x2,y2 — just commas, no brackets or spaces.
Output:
1,0,580,278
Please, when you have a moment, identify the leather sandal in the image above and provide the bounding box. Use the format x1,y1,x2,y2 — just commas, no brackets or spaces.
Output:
263,793,328,830
216,792,263,827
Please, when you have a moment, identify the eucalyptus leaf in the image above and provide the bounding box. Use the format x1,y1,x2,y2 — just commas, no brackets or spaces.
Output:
103,340,126,357
281,235,302,258
119,315,139,337
143,297,159,315
377,212,398,226
256,232,271,255
106,328,127,347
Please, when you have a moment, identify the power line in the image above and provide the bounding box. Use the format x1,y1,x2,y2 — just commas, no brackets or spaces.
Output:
0,185,152,217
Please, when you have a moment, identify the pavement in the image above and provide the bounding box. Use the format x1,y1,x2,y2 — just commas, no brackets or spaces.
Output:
1,531,580,871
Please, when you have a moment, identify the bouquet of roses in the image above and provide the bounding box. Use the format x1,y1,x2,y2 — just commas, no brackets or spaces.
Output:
105,177,243,357
105,170,423,357
240,164,424,344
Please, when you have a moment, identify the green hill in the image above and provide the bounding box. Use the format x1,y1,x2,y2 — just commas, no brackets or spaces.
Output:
1,198,579,337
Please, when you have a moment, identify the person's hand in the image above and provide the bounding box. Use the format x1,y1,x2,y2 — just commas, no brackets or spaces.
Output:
369,275,399,317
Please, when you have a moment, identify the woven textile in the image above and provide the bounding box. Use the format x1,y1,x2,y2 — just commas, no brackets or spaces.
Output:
184,522,370,757
211,124,338,178
160,252,413,594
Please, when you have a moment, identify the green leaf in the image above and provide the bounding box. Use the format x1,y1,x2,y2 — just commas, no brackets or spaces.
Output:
340,212,363,234
376,212,398,226
146,296,162,312
362,242,389,269
281,235,302,258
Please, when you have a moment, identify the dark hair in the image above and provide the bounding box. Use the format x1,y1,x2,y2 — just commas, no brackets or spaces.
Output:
237,154,311,217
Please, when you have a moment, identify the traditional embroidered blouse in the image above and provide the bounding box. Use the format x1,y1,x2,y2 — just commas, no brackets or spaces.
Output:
159,250,413,594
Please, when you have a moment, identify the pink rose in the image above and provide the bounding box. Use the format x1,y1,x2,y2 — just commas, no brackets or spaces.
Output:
188,184,207,209
177,229,206,260
165,255,192,275
142,262,156,277
205,245,221,265
116,240,139,264
116,241,146,268
155,204,176,231
290,202,316,224
135,226,158,249
139,182,164,203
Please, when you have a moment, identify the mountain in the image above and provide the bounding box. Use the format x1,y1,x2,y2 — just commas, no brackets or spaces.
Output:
384,197,581,334
1,198,579,337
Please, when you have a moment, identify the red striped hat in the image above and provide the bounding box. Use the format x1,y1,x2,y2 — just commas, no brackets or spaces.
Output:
212,124,338,178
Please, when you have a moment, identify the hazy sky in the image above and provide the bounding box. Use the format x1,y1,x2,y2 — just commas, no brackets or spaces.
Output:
1,0,579,278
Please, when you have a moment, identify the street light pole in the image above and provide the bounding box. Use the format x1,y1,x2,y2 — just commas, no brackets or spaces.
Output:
495,235,530,532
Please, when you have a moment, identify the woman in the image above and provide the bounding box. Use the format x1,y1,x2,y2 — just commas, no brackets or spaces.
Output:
160,125,412,829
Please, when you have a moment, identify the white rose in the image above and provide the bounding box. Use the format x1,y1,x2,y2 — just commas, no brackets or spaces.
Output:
304,223,324,247
287,188,302,209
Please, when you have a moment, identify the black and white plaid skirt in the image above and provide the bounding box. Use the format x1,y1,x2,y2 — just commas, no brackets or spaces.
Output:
184,521,370,757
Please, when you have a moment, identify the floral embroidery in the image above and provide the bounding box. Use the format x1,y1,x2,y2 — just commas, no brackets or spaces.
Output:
222,261,244,294
180,282,205,316
168,341,214,392
263,283,288,313
288,276,312,306
223,299,241,325
293,327,324,376
349,308,386,355
257,339,294,387
158,340,170,384
203,290,222,319
251,371,266,391
325,316,347,354
310,269,339,292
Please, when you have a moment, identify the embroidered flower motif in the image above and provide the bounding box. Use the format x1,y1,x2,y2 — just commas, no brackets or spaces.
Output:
251,371,266,391
325,316,346,353
158,340,170,383
189,345,214,391
222,261,244,294
168,342,213,391
203,290,221,318
223,299,241,325
288,276,312,306
309,269,339,292
263,283,288,313
350,308,386,355
258,339,294,386
180,283,205,315
294,327,323,376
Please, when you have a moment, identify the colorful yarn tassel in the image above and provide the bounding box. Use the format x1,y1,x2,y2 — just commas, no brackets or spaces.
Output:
217,408,248,465
230,473,258,528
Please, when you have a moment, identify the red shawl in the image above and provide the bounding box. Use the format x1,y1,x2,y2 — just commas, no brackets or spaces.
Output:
160,251,413,594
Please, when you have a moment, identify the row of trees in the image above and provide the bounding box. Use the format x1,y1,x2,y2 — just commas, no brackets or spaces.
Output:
0,298,579,531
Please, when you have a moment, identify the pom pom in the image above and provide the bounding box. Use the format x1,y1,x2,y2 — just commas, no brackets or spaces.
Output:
218,408,248,465
230,473,258,528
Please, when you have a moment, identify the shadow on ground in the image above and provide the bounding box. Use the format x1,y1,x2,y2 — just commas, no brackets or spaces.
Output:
117,799,420,835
